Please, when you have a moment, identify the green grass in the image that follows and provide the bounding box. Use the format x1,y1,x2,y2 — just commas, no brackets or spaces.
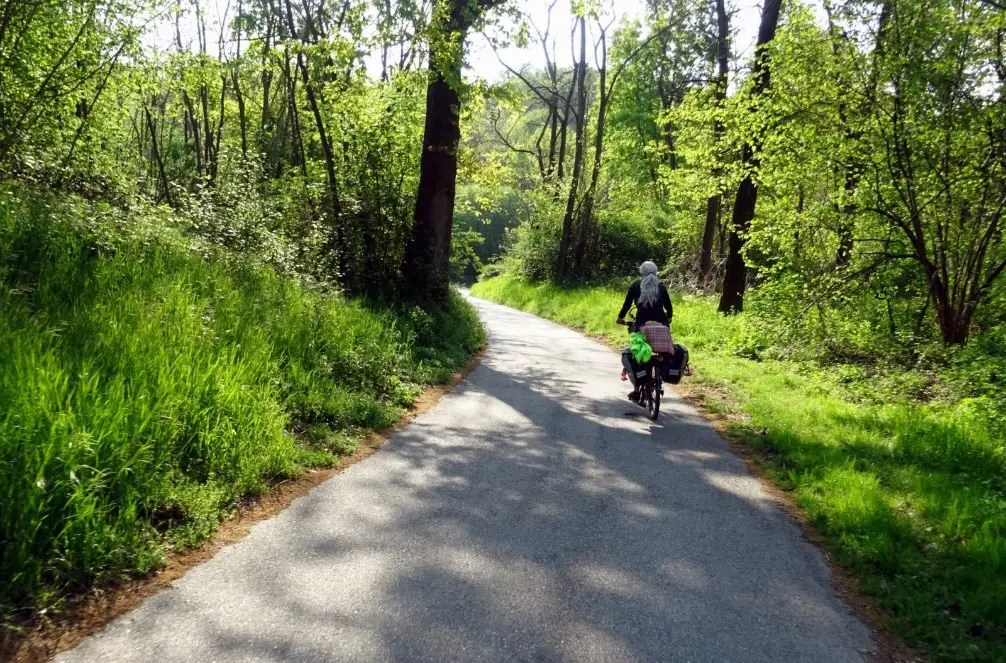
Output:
473,275,1006,662
0,185,484,618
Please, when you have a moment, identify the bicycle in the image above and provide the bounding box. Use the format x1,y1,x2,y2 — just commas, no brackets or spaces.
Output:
619,316,663,422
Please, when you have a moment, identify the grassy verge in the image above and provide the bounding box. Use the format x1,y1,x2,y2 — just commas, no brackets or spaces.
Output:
472,275,1005,662
0,185,484,619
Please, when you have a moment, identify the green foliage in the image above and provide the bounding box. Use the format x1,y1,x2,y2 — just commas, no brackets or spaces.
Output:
473,275,1006,661
453,184,525,264
450,229,484,283
464,0,1006,356
498,189,669,283
0,0,440,295
0,184,485,616
503,209,562,281
0,0,139,178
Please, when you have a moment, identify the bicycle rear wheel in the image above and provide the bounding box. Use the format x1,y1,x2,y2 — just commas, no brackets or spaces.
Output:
647,379,661,421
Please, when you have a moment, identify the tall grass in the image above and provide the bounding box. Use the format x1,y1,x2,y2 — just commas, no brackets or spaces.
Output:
473,275,1006,662
0,186,484,616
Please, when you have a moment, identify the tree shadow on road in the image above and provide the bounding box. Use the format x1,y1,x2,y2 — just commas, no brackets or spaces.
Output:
68,313,870,663
169,354,870,662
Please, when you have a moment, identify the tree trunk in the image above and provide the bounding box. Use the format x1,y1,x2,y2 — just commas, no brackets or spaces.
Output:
402,0,503,302
282,51,308,178
824,0,859,267
556,46,577,186
835,171,856,266
719,155,757,313
929,267,975,345
700,195,720,284
699,0,730,285
233,0,249,160
557,16,587,283
233,71,248,159
573,23,611,277
402,60,461,301
144,103,173,208
181,91,203,176
260,6,274,162
718,0,782,314
547,100,559,180
200,83,215,180
212,76,226,182
193,0,218,182
285,0,341,229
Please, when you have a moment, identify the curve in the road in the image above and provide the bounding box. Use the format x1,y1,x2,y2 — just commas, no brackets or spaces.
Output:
56,297,872,663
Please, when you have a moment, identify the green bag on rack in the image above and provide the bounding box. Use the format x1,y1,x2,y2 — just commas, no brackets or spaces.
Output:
629,332,653,364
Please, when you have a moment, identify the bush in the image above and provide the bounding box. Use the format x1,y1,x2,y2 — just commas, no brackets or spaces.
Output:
591,212,668,279
0,183,484,616
500,199,670,284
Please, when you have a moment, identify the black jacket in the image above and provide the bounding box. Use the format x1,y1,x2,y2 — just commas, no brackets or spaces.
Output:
618,280,673,327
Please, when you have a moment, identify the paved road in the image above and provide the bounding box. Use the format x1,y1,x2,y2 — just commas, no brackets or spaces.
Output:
58,297,872,663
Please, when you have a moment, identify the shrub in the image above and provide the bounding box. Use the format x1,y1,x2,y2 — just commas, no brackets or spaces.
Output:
500,203,669,283
0,183,484,616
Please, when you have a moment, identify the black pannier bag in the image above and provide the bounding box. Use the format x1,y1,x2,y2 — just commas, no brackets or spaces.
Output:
622,349,650,382
662,344,689,384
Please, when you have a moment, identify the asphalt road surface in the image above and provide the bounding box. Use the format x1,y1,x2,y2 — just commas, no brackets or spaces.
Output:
57,296,872,663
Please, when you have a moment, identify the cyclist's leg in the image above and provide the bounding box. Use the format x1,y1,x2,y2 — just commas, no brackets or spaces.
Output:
621,349,640,400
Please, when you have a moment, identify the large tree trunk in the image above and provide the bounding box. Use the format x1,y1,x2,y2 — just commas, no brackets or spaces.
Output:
926,265,975,345
699,0,730,285
719,155,757,313
718,0,782,314
402,0,502,302
402,55,463,302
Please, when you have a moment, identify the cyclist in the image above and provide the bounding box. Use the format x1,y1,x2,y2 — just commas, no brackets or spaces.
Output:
617,261,673,402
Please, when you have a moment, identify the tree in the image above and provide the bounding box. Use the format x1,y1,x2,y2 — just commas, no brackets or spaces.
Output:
718,0,782,314
861,0,1006,345
488,1,576,190
0,0,136,175
403,0,507,302
557,15,588,283
698,0,730,284
570,16,678,277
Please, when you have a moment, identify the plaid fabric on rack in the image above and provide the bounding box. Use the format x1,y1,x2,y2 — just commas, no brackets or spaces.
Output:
640,322,674,354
